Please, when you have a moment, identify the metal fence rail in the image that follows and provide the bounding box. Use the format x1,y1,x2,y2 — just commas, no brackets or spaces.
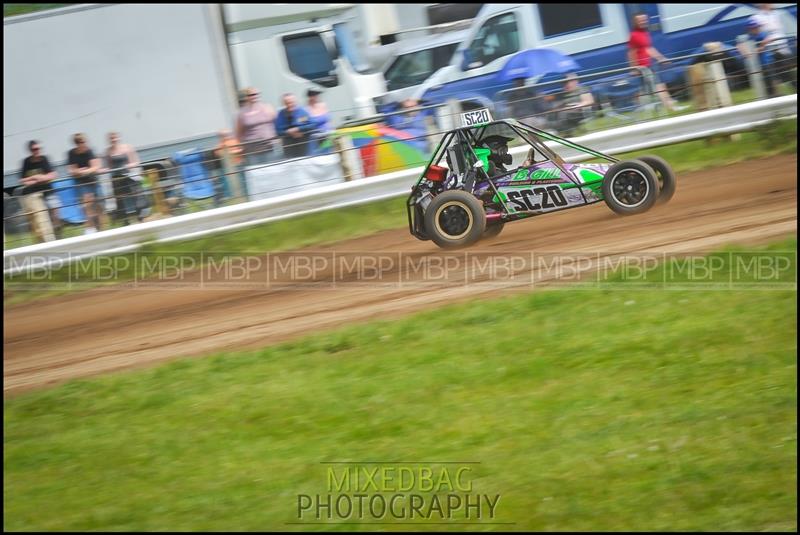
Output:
4,94,796,275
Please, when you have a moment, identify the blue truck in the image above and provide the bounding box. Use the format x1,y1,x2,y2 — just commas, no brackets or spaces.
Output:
419,3,797,110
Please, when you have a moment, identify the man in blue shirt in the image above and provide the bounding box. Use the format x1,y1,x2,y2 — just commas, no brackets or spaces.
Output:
306,89,332,155
275,93,315,159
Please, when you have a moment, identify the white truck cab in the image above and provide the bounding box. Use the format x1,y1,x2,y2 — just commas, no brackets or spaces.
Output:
379,29,467,105
223,4,386,123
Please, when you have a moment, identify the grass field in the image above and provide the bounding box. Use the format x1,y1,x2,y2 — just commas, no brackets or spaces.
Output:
4,119,797,307
4,238,797,531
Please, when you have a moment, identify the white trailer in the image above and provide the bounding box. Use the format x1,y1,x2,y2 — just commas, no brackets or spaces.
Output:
3,4,238,176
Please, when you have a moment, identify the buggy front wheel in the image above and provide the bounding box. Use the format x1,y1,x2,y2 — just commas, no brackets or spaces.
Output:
424,190,486,249
602,160,659,216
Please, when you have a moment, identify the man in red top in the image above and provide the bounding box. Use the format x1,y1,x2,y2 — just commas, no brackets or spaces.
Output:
628,12,682,112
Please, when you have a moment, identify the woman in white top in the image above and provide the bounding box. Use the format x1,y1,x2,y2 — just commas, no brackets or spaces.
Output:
753,4,797,91
754,4,792,55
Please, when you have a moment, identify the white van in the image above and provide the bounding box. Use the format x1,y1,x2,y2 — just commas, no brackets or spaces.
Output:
378,30,467,105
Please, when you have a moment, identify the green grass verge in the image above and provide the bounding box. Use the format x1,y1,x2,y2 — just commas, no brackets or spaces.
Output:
3,3,71,17
4,119,796,307
618,119,796,173
4,238,797,531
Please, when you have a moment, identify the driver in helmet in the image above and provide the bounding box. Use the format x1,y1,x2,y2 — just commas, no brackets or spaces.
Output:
481,135,513,176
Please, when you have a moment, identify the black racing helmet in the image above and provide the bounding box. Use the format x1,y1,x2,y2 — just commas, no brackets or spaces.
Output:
481,135,513,167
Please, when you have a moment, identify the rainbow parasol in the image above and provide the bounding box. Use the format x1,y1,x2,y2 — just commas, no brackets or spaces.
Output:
324,124,431,176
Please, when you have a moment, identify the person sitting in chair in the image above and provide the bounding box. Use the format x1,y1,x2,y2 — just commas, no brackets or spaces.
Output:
549,73,595,136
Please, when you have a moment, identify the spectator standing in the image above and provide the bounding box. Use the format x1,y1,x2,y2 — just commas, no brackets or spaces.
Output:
628,12,683,112
67,133,104,234
752,4,797,92
19,140,60,242
104,132,143,225
212,129,246,203
236,87,278,166
753,4,793,57
306,89,332,135
276,93,315,159
306,89,332,154
739,17,780,97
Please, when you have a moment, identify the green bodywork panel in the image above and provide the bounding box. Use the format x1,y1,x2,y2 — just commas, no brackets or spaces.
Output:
474,148,491,171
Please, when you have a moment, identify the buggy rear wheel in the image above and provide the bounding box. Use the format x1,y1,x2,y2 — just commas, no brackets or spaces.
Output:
424,190,486,249
602,160,659,215
636,155,676,204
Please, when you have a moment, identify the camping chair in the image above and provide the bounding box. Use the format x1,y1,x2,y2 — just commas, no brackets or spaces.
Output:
52,178,87,225
173,150,216,209
598,74,649,122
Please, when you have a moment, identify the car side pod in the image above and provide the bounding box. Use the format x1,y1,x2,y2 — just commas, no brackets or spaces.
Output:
601,160,660,216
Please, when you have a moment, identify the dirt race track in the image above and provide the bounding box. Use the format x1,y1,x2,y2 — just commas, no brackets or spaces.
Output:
4,155,797,395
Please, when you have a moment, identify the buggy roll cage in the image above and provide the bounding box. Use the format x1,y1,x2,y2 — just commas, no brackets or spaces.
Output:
406,118,619,237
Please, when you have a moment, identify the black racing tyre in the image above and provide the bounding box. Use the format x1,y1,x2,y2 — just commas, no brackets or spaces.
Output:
636,154,676,205
482,221,505,240
424,190,486,249
602,160,659,216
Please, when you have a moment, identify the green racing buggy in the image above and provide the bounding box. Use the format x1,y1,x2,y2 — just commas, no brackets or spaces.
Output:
407,109,676,249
